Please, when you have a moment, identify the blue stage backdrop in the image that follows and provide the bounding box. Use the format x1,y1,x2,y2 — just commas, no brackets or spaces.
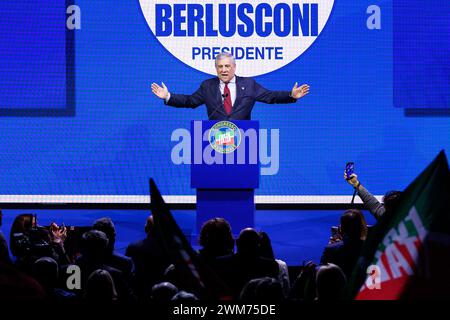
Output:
0,0,448,198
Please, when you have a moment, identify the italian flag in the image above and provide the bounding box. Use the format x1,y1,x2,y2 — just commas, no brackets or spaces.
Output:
355,151,450,300
149,178,232,300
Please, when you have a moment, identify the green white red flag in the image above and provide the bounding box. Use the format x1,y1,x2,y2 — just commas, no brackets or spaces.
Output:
356,151,450,299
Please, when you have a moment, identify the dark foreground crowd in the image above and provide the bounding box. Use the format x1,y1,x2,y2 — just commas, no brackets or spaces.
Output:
0,174,401,303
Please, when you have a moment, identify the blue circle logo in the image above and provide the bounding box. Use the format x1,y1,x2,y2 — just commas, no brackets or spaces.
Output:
208,121,242,154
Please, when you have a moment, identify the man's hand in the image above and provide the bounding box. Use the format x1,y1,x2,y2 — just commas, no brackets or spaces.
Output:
291,83,310,99
50,222,67,245
344,171,360,188
151,82,169,100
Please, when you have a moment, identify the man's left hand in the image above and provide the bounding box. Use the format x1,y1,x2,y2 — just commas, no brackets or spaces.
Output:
50,222,67,245
291,83,310,99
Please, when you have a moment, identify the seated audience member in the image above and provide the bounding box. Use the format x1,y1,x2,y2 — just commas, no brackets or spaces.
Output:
0,209,12,264
92,217,134,280
215,228,279,298
150,282,179,303
126,215,171,300
259,231,290,297
0,260,45,300
198,218,235,264
162,218,235,299
315,263,347,301
344,172,402,221
84,269,118,302
171,290,199,302
32,256,76,301
75,230,134,301
240,277,284,303
163,259,225,300
320,209,367,279
289,261,317,302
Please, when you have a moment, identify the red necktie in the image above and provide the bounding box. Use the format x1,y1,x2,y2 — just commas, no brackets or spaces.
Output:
223,83,232,115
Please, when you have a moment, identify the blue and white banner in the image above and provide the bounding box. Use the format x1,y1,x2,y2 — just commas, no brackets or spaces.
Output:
0,0,448,200
140,0,334,76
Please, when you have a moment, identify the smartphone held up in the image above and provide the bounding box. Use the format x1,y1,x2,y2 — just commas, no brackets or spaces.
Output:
345,162,354,180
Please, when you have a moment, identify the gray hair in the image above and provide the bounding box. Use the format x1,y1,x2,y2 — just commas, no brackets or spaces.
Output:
215,52,235,66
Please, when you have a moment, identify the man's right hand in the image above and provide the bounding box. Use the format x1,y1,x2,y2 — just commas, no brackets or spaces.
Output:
344,171,360,188
151,82,169,100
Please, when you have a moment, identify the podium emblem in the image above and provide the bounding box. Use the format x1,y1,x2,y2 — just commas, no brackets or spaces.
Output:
208,121,242,154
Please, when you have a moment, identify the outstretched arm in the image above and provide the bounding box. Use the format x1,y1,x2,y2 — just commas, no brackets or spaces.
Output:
152,81,205,109
344,172,385,221
254,81,310,104
290,83,310,99
151,82,169,100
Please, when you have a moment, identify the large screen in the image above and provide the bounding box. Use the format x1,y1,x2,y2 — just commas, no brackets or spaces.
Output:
0,0,448,201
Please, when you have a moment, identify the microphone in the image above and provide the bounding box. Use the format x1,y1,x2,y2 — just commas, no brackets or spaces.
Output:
209,93,229,119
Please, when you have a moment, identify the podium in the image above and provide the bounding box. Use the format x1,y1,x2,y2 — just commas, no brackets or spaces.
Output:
191,120,259,236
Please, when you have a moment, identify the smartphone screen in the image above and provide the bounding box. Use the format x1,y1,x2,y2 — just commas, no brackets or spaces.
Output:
331,226,339,237
345,162,354,179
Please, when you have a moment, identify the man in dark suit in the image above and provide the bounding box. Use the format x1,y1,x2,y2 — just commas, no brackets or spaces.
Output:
125,215,172,300
92,217,134,283
151,53,310,120
74,230,135,301
214,228,279,299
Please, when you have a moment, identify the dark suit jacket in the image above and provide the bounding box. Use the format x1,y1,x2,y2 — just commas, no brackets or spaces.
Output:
73,256,135,301
125,236,172,299
214,253,279,299
107,251,134,283
320,238,364,280
166,76,297,120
